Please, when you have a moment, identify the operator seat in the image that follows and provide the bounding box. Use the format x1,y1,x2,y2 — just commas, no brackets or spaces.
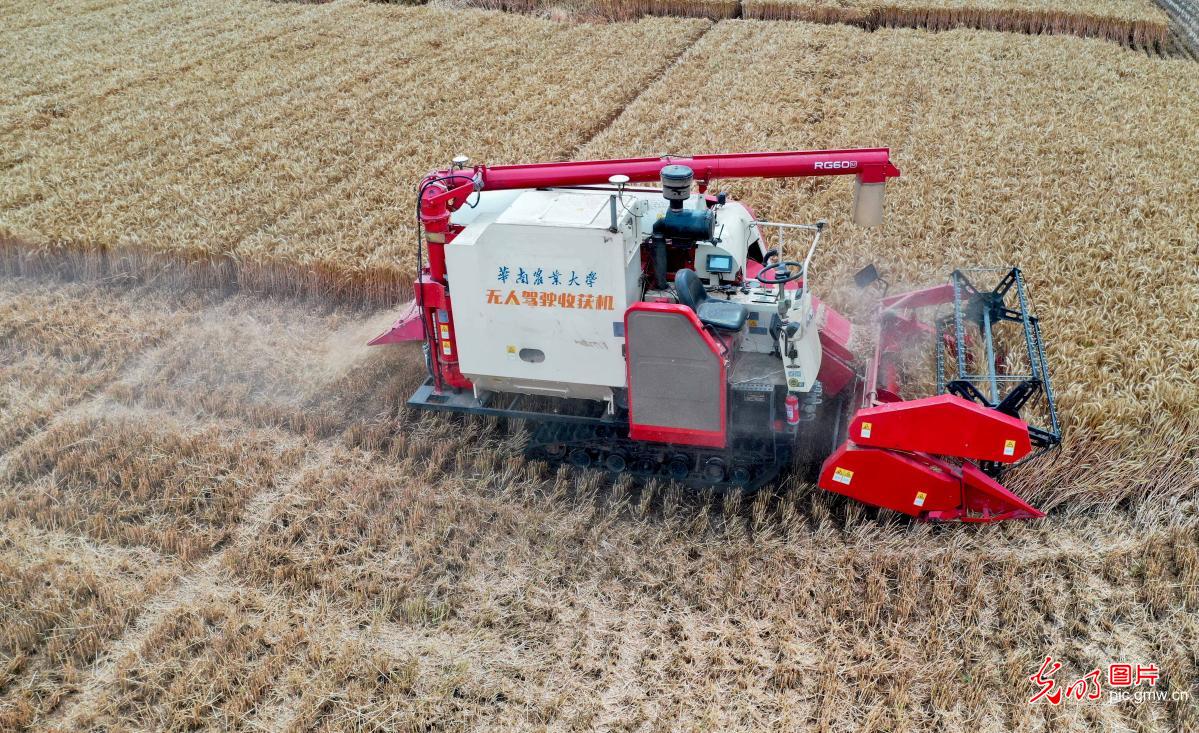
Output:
674,268,748,332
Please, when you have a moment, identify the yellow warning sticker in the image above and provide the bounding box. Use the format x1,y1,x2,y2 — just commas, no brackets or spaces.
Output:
914,491,927,507
439,324,450,339
441,341,452,356
832,467,854,485
1003,439,1017,456
860,421,873,439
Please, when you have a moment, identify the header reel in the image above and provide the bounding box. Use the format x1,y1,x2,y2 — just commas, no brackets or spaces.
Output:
819,266,1062,522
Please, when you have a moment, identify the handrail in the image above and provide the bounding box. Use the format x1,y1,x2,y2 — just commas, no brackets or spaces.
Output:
749,220,824,305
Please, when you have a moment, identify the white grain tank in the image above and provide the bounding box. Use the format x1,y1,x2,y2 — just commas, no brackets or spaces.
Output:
445,188,642,401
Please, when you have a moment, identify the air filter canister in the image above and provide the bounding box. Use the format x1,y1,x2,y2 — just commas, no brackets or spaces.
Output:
660,164,694,210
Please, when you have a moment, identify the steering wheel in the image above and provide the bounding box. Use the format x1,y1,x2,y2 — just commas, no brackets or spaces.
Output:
756,260,803,285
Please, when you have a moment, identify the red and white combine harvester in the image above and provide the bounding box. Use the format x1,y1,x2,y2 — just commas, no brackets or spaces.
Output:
372,149,1061,522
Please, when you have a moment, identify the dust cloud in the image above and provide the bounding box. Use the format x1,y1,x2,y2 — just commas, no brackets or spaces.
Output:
106,292,426,434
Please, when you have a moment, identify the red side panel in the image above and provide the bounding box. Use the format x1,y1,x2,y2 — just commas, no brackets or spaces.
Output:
816,342,856,398
848,394,1032,463
818,444,962,516
812,296,856,397
631,423,726,449
368,301,424,345
625,303,727,449
813,296,852,346
880,283,956,311
957,463,1044,520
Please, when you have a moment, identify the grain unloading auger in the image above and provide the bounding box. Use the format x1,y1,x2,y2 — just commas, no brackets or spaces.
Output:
371,149,1062,522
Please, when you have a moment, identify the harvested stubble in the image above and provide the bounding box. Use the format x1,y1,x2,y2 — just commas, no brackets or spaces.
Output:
741,0,1170,46
0,412,303,561
1,2,709,306
0,279,192,456
0,521,175,729
581,21,1199,512
72,583,497,732
74,587,310,731
0,276,1193,730
217,425,1198,731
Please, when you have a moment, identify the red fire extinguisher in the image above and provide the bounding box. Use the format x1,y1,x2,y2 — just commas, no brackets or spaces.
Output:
785,394,800,425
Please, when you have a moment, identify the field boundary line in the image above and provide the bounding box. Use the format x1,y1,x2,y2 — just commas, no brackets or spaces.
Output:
740,4,1171,47
559,19,716,162
445,4,1191,57
0,236,409,310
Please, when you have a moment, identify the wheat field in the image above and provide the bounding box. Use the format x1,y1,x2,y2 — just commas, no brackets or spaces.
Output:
741,0,1170,46
1,1,1197,731
1,1,708,304
437,0,1170,44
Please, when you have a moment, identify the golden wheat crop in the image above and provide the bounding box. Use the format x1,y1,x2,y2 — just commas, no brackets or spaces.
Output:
446,0,739,21
0,4,1197,731
582,20,1199,511
741,0,1171,45
0,1,709,305
1,0,298,139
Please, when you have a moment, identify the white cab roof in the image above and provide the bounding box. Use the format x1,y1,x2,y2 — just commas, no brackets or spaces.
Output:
494,190,612,229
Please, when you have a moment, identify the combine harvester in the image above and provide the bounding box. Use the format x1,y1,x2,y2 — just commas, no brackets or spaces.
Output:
372,149,1061,522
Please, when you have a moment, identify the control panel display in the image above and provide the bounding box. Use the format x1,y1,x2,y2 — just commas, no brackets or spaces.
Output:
706,254,734,273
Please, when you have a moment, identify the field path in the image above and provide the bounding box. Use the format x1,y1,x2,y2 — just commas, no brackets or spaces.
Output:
561,20,718,161
1157,0,1199,56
